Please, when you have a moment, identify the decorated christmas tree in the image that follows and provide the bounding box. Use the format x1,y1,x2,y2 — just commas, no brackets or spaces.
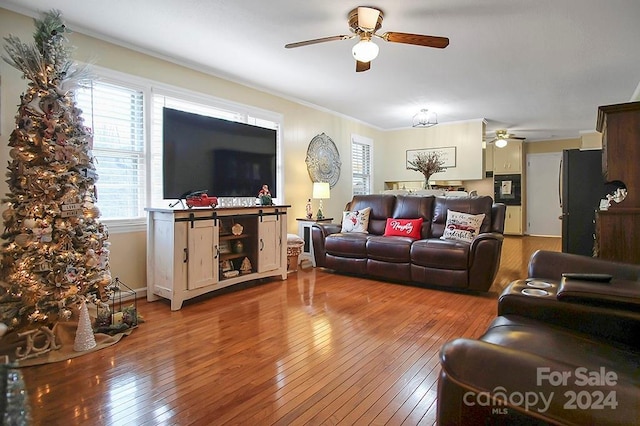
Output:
0,10,112,332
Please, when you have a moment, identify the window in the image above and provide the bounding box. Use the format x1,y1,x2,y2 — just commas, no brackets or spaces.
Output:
76,80,145,221
351,134,373,195
74,69,283,230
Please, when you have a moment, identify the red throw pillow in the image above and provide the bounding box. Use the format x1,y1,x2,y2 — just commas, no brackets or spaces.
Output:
383,218,423,239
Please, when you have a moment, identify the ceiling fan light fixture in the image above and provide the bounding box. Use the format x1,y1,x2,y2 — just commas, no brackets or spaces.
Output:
412,109,438,128
352,38,379,62
495,138,508,148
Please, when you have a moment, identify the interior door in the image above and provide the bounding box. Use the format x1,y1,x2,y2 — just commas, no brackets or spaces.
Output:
526,152,562,236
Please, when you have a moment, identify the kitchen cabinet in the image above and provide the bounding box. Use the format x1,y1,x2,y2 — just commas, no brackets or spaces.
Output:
493,140,523,174
504,205,523,235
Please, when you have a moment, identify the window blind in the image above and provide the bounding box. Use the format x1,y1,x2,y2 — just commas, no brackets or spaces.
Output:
75,81,145,219
352,139,372,195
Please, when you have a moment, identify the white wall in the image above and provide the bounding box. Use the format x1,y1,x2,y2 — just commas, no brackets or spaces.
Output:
380,120,485,183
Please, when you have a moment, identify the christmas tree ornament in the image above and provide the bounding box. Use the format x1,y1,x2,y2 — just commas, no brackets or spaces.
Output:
73,300,97,352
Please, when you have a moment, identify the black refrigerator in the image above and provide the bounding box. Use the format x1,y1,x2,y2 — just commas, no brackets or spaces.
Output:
560,149,609,256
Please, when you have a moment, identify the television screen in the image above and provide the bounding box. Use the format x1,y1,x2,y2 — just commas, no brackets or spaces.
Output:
162,108,277,199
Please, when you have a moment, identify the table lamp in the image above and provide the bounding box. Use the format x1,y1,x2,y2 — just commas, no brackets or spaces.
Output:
312,182,330,220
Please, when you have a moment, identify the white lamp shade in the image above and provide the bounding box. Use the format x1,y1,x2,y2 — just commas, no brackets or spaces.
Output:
352,39,379,62
312,182,330,199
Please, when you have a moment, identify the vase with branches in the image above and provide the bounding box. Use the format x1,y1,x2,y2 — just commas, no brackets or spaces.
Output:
407,152,446,189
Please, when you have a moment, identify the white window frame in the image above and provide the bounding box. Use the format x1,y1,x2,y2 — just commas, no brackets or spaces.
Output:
351,134,374,196
79,66,284,233
76,67,151,233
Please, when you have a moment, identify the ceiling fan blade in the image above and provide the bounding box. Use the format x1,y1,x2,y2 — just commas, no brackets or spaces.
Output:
382,32,449,48
356,60,370,72
285,35,352,49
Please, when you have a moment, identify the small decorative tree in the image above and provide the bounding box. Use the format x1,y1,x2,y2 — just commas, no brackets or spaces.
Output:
407,151,446,189
0,10,112,334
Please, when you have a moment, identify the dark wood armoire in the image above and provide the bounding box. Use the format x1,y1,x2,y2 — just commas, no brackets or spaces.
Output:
595,101,640,264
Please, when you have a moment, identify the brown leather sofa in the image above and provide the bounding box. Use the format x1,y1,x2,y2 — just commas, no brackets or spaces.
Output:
311,194,506,292
437,250,640,425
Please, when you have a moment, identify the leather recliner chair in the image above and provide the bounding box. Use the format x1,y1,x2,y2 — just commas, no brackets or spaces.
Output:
437,250,640,425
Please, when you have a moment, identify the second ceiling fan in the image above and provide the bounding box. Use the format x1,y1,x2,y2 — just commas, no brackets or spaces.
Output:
285,6,449,72
488,130,526,148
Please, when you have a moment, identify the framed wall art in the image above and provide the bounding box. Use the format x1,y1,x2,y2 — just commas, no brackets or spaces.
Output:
406,146,457,169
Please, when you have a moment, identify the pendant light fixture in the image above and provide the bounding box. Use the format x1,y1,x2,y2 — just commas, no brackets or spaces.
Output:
412,109,438,128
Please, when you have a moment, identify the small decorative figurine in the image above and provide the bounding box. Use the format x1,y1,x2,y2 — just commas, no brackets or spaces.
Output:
184,190,218,208
240,257,252,274
231,223,243,235
258,184,273,205
306,198,313,219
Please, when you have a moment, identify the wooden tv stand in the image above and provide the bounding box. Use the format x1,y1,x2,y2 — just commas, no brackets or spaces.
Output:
146,205,289,310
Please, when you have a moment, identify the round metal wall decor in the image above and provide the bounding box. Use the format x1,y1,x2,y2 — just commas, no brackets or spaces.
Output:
305,133,341,188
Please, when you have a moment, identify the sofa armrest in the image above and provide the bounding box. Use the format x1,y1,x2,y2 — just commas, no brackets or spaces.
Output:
491,203,506,233
466,232,504,291
470,232,504,249
311,223,342,267
313,222,342,237
557,277,640,310
528,250,640,282
499,280,640,347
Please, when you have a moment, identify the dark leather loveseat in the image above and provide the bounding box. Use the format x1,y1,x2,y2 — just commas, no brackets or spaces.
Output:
311,194,506,292
437,250,640,425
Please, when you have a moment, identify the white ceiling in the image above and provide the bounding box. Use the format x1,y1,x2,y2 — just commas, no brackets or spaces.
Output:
3,0,640,141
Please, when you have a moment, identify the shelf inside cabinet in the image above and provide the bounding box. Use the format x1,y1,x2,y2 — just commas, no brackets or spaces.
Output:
220,252,249,261
220,233,249,240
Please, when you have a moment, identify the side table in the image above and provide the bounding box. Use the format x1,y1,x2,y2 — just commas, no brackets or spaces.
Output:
296,218,334,267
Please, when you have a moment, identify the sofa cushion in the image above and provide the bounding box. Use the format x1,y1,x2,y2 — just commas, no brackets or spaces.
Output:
383,218,423,239
325,233,369,258
411,238,469,270
340,207,371,233
347,195,396,235
366,235,412,262
431,196,493,238
441,210,485,243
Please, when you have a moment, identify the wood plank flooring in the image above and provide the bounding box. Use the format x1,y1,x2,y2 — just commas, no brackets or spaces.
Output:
18,236,560,425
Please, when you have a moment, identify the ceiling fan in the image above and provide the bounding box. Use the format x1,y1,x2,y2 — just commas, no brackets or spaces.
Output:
285,6,449,72
487,130,526,148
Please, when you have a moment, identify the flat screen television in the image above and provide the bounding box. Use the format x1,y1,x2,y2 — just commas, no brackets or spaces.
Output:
162,107,278,199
